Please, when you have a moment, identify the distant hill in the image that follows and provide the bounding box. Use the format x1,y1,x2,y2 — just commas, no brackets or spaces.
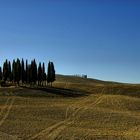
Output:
55,74,121,85
54,74,140,97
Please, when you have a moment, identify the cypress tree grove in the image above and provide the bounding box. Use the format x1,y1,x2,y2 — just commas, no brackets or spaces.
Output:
0,58,55,87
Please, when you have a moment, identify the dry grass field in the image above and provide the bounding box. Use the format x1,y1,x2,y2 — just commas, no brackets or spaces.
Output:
0,75,140,140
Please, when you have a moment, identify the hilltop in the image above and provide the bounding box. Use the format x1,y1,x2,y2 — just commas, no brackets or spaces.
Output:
54,74,140,97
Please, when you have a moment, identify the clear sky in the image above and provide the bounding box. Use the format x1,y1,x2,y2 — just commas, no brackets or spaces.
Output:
0,0,140,83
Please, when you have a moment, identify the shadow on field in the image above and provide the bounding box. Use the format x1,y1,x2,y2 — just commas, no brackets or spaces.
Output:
20,86,88,98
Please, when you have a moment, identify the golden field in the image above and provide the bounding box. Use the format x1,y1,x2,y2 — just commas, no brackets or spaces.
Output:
0,75,140,140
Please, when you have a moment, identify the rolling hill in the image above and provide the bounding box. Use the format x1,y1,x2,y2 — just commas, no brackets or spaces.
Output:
0,75,139,140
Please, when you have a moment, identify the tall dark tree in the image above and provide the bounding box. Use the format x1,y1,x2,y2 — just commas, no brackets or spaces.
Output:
16,58,21,85
47,61,51,84
0,67,2,80
25,60,29,83
21,59,25,84
42,62,46,86
30,61,33,84
50,62,55,85
3,59,9,81
32,59,37,84
28,64,32,84
47,61,55,86
28,59,37,85
8,61,12,81
12,59,16,83
38,62,42,86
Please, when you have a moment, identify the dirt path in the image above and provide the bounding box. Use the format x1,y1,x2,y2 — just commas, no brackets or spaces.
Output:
29,88,105,140
47,89,105,140
0,97,11,116
0,97,15,127
0,96,20,140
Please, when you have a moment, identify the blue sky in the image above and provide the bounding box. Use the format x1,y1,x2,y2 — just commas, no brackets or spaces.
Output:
0,0,140,83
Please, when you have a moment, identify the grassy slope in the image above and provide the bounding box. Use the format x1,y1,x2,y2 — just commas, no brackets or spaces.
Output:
0,75,139,140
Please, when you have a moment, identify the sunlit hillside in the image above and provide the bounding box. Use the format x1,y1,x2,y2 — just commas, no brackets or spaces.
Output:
0,75,139,140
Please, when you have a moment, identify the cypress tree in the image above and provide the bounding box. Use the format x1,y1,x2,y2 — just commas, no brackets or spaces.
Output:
30,60,36,85
38,62,42,86
47,61,51,85
8,61,12,81
16,58,21,85
0,67,2,80
30,61,33,84
12,59,16,83
21,59,25,84
30,60,33,84
25,60,29,84
32,59,37,84
47,61,55,86
50,62,55,83
3,59,9,81
29,64,32,84
42,62,46,86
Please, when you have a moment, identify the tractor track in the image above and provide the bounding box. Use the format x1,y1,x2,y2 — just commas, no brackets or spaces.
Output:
29,88,105,140
0,96,19,139
0,97,15,127
0,97,12,116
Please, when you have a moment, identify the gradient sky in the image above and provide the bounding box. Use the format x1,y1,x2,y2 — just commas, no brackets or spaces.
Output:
0,0,140,83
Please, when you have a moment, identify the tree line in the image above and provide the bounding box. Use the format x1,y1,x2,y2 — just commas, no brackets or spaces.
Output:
0,58,55,86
